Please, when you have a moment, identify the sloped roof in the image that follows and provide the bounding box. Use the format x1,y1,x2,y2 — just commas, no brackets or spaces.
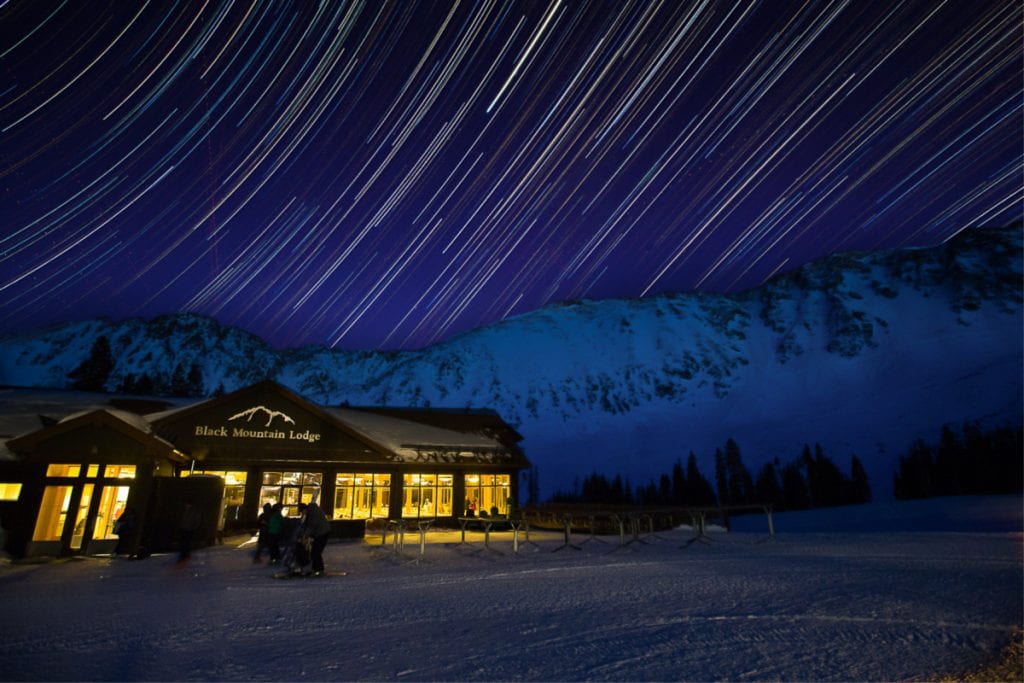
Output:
323,406,510,463
7,408,189,463
351,406,524,447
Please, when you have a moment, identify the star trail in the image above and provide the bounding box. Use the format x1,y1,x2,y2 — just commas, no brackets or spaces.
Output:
1,0,1021,350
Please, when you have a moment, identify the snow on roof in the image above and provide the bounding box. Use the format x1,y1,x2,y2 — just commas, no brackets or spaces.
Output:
59,407,153,433
323,406,508,462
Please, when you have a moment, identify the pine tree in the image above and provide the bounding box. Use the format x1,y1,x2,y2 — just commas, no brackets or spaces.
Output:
781,460,810,510
658,473,672,505
810,444,849,507
671,459,687,505
170,363,190,397
686,452,717,506
934,424,964,496
754,460,783,508
187,363,204,397
714,448,729,505
724,438,752,506
68,336,114,392
894,439,934,499
850,455,871,503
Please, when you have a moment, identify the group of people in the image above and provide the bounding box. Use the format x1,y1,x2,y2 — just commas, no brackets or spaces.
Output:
111,499,332,574
254,500,331,576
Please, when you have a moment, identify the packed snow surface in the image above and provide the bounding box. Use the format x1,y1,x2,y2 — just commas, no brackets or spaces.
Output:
0,496,1020,681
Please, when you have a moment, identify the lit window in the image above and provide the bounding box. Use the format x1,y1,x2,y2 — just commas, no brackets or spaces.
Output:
105,465,136,479
0,483,21,501
402,473,452,518
334,473,390,520
181,470,248,529
33,485,74,541
69,484,94,550
93,485,131,540
46,464,80,477
463,473,511,516
86,464,100,478
260,471,321,517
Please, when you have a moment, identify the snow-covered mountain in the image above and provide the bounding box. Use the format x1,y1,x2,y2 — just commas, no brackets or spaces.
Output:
1,226,1021,499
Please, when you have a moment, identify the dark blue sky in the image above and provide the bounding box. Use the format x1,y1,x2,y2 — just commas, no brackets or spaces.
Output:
1,1,1021,350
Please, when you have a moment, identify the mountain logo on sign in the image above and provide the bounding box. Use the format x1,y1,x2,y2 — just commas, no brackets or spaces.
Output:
229,405,296,428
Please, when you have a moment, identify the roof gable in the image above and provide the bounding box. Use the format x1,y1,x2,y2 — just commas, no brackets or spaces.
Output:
6,409,187,463
150,380,393,457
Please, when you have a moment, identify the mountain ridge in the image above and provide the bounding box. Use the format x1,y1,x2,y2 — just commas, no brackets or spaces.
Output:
1,225,1021,499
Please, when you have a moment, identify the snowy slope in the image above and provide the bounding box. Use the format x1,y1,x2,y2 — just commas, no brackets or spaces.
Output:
0,226,1021,499
0,496,1019,681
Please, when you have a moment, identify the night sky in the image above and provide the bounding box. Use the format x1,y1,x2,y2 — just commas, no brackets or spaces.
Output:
1,1,1021,350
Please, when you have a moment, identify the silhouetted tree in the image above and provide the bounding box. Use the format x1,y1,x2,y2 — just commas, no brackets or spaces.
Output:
754,460,783,508
187,363,204,397
849,455,872,503
724,438,754,506
781,460,810,510
894,439,934,500
671,459,687,505
686,452,717,506
68,336,114,392
714,448,729,505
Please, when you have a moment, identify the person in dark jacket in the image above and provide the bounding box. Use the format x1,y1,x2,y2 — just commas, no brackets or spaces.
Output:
253,503,272,563
267,502,284,564
113,507,137,557
295,501,331,576
177,503,203,564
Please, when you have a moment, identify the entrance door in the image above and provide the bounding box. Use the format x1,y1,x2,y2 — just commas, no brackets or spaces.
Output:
32,483,132,555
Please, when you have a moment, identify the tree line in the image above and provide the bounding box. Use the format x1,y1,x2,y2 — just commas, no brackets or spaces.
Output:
67,335,219,398
551,438,872,511
893,422,1022,499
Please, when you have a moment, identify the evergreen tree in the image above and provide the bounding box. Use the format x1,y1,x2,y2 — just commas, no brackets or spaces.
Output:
170,363,190,397
610,475,625,504
894,439,934,499
714,448,729,505
134,373,155,396
781,460,810,510
934,424,965,496
68,336,114,392
658,473,672,505
810,444,850,507
671,459,687,505
187,363,205,397
850,455,872,503
117,373,138,394
724,438,753,505
686,452,717,506
527,465,540,506
754,460,783,508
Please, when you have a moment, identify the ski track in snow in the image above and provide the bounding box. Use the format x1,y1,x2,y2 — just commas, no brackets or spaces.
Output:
0,499,1021,682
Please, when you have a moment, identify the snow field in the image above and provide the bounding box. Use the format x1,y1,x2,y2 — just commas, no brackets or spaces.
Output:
0,497,1020,681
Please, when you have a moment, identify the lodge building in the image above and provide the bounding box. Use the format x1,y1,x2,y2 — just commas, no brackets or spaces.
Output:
0,381,529,558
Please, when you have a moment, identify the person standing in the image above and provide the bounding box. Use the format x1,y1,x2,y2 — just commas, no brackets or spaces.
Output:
267,502,284,565
253,503,272,563
296,501,331,576
113,507,137,557
177,503,203,564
